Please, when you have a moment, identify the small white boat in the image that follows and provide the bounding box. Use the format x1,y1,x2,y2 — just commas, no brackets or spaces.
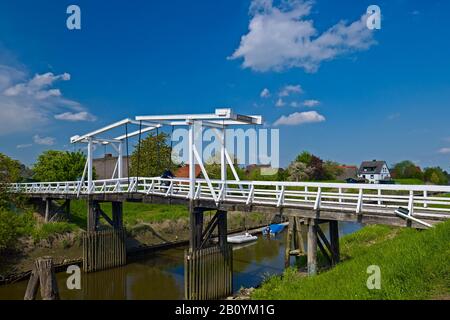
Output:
227,232,258,244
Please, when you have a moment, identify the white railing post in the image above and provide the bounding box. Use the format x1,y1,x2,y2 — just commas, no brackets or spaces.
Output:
356,189,363,214
314,187,321,210
194,182,202,199
423,190,428,208
408,190,414,216
277,185,285,207
246,184,255,205
146,180,155,195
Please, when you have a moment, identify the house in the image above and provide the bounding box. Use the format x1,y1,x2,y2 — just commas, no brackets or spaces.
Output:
93,154,129,180
336,165,358,181
174,164,202,178
357,160,391,184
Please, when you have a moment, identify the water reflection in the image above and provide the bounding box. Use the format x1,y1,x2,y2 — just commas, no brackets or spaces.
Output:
0,222,361,300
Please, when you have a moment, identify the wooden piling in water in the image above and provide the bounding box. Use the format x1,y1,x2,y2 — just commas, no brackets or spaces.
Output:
83,199,127,273
184,244,233,300
82,229,126,273
24,257,59,300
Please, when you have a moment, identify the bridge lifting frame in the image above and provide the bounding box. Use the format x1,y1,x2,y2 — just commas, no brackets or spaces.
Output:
71,109,262,285
136,109,261,299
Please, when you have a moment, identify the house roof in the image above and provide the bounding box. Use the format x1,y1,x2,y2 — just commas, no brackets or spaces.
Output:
358,160,388,175
174,165,202,178
337,166,358,180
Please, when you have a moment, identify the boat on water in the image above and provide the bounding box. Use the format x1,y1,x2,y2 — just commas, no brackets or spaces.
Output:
227,232,258,244
262,223,288,236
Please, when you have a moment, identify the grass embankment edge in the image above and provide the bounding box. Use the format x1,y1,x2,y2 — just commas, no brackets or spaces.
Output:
252,221,450,300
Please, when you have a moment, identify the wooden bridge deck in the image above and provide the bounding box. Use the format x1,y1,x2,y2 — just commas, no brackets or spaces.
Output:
10,177,450,229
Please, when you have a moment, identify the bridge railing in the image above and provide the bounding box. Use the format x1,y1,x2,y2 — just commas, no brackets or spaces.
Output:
9,178,450,219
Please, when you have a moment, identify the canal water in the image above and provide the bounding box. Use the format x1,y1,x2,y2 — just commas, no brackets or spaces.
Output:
0,222,361,300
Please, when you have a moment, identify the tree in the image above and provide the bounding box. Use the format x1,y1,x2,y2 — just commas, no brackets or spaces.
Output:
423,167,448,185
33,150,87,182
130,132,177,177
0,153,23,209
392,161,423,180
323,161,344,181
288,151,339,181
0,153,22,184
287,161,310,182
0,209,20,252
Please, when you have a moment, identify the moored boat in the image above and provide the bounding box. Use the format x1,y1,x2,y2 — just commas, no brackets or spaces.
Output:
227,232,258,244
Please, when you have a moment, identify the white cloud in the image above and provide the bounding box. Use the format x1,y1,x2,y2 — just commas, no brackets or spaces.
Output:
279,84,303,97
438,147,450,154
290,101,299,107
260,88,270,98
230,0,375,72
0,61,95,135
303,99,320,107
275,98,285,107
274,111,325,126
16,143,32,149
387,113,400,121
33,134,56,146
4,72,70,98
55,111,97,122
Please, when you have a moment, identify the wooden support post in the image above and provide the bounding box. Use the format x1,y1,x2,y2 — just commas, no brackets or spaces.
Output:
87,199,97,232
294,217,305,268
217,210,228,248
307,219,318,276
24,257,59,300
329,220,340,265
83,201,126,273
44,198,51,223
189,205,204,250
112,201,123,230
284,216,293,268
65,199,71,220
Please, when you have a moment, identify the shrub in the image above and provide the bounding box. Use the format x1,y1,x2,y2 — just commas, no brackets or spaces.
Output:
32,222,77,241
0,209,21,252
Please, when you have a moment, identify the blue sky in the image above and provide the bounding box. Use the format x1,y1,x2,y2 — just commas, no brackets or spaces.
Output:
0,0,449,170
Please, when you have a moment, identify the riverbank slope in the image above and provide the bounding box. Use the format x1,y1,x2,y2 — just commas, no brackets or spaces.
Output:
252,220,450,300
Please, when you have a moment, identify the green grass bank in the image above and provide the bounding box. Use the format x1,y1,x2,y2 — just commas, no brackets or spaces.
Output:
253,221,450,300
